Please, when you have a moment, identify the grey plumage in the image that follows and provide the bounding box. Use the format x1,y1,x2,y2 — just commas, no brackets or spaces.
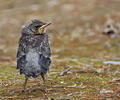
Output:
16,19,51,90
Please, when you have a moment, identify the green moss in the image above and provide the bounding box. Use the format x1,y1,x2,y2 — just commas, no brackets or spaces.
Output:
0,0,120,99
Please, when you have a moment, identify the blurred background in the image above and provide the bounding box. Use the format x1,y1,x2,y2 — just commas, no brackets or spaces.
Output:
0,0,120,99
0,0,120,66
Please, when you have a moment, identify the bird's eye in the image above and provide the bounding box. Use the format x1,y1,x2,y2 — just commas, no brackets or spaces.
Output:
35,26,40,29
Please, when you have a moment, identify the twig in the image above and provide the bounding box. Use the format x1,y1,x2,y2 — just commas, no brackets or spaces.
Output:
60,67,72,76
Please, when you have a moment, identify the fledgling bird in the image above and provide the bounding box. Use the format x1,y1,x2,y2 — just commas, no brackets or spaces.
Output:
17,19,51,90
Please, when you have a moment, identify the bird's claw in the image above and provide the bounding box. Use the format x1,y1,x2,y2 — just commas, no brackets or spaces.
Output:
21,89,27,93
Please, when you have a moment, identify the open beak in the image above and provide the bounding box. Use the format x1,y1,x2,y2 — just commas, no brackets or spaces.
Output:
39,22,51,33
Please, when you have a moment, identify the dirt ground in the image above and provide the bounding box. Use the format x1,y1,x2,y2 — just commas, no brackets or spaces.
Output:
0,0,120,99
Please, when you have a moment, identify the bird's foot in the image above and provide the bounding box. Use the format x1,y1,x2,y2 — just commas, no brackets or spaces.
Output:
21,88,28,93
21,89,25,93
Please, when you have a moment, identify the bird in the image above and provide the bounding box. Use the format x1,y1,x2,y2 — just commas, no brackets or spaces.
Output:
16,19,51,91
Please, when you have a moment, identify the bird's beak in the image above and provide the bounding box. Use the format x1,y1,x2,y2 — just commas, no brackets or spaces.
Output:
39,22,51,33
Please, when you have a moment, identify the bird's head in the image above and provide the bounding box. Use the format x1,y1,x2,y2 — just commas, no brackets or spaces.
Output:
22,19,51,35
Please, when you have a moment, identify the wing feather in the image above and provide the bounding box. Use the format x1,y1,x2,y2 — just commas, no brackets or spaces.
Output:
37,34,51,74
16,36,27,74
39,34,51,58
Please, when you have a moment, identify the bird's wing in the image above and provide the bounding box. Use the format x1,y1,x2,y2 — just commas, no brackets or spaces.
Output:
38,34,51,74
38,54,51,74
17,38,25,59
16,36,27,74
39,34,51,58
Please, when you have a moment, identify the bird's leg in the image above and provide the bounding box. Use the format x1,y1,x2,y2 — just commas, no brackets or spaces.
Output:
41,73,45,84
23,78,28,91
41,73,47,92
41,73,48,98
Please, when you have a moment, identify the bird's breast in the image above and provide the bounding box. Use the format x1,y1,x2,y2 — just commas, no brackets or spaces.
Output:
26,49,39,67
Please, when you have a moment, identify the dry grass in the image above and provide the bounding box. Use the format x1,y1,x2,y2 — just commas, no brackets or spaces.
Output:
0,0,120,99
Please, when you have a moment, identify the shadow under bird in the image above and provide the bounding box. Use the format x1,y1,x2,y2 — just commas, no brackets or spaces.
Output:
16,19,51,91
